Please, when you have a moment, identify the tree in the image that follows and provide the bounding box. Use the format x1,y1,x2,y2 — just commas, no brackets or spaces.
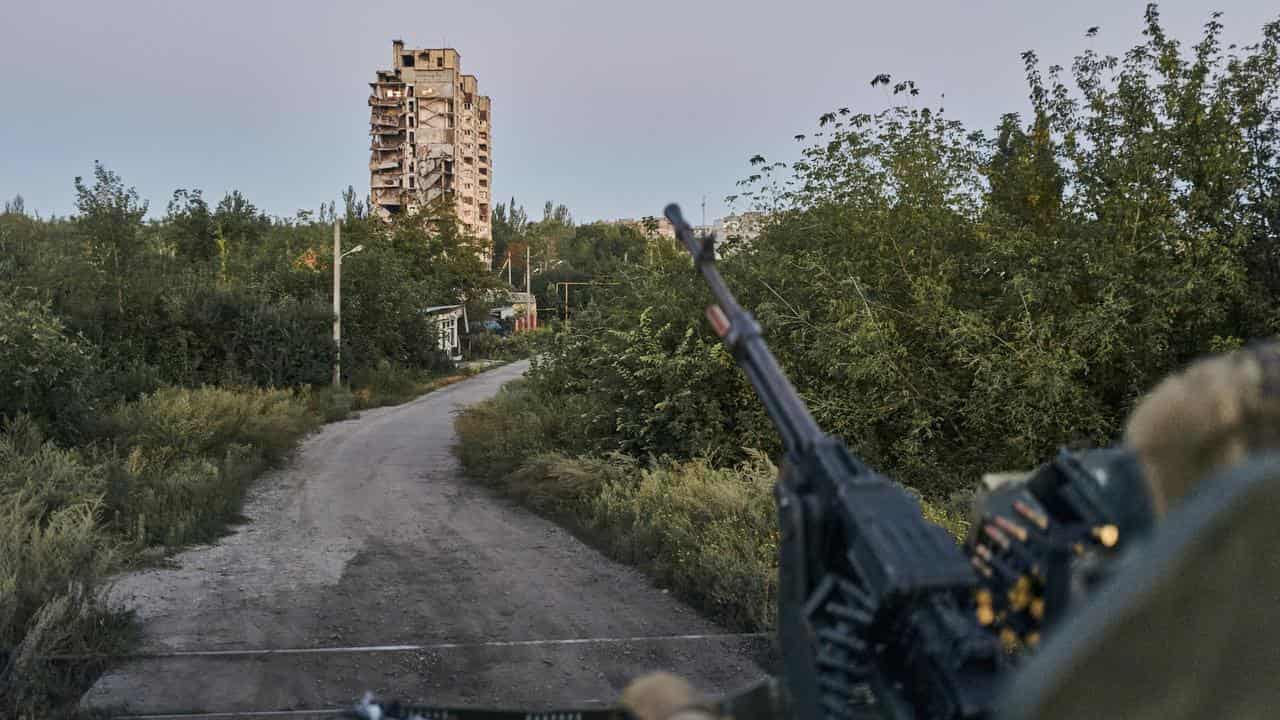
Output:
490,197,528,272
74,162,149,314
986,112,1064,228
525,201,574,274
214,190,269,251
342,185,369,222
165,189,218,261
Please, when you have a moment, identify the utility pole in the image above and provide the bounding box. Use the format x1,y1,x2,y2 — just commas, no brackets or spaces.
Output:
332,221,364,388
332,222,341,387
525,244,531,293
507,249,512,285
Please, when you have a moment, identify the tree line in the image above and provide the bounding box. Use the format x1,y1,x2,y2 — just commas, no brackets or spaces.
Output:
1,165,495,443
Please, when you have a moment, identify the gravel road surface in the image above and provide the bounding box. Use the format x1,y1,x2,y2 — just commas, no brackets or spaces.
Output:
82,360,767,718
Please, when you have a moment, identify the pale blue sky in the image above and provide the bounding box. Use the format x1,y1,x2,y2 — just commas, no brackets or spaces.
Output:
1,1,1275,223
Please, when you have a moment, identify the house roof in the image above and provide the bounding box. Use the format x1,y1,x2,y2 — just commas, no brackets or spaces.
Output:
421,304,463,314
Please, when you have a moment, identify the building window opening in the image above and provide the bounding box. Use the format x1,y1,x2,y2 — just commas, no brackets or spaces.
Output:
409,131,415,144
409,176,415,188
402,54,415,67
479,111,487,121
436,56,444,67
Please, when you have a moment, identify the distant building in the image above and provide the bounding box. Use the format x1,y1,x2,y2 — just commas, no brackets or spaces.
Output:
604,216,676,240
486,290,539,332
601,212,765,255
369,41,492,264
507,291,539,332
721,212,766,244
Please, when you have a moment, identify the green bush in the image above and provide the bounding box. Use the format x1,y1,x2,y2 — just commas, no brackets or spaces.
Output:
455,383,967,632
350,360,421,404
0,298,97,443
454,379,610,478
95,386,320,546
467,327,553,360
304,385,356,423
0,418,132,719
105,386,318,467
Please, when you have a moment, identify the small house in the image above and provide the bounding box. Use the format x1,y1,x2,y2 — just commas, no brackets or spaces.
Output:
422,305,468,361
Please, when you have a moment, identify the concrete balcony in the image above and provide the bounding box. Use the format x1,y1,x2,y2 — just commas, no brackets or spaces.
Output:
369,95,401,108
370,113,402,128
371,176,401,189
372,125,405,137
369,158,402,172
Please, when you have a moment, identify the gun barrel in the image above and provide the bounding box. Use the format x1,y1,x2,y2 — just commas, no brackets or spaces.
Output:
665,204,823,453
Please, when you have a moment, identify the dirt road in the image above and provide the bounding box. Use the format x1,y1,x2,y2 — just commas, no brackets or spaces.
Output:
82,361,767,718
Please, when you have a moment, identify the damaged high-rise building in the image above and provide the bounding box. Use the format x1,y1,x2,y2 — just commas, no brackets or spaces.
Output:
369,41,492,260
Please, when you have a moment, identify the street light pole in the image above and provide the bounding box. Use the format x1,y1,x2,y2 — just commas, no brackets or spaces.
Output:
332,221,364,388
333,222,342,387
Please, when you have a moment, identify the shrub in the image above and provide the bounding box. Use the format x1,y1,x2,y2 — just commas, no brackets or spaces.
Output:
455,384,967,631
454,379,610,478
0,419,131,719
466,327,553,360
0,298,97,443
95,386,319,546
304,385,356,423
104,386,318,467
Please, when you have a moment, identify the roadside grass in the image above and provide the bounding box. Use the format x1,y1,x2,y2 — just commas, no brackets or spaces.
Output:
455,380,970,633
0,361,487,719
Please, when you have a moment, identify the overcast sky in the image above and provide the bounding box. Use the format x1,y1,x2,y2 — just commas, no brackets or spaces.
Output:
1,1,1276,224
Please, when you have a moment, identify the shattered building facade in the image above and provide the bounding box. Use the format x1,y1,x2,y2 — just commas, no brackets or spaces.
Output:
369,41,492,262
